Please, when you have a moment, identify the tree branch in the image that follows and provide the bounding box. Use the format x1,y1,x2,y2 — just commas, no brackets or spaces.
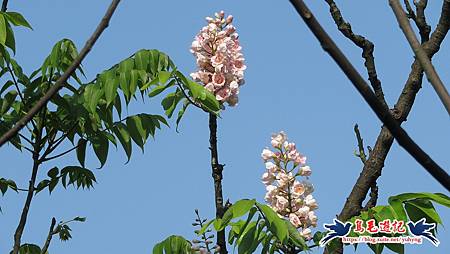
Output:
0,0,121,148
390,0,450,115
1,0,8,12
41,217,56,254
12,119,43,254
414,0,431,43
324,0,388,109
353,124,366,163
288,0,450,190
208,114,227,254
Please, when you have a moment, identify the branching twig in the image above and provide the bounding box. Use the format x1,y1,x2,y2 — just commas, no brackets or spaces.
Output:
414,0,431,43
0,0,121,147
324,0,388,109
362,184,378,211
40,144,79,163
288,0,450,188
390,0,450,115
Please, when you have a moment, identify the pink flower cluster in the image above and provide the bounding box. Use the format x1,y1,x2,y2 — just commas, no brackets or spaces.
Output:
261,132,318,240
190,11,246,107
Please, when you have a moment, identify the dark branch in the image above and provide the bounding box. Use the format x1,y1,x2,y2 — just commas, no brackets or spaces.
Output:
390,0,450,115
208,114,227,254
362,184,379,211
0,0,121,147
414,0,431,43
1,0,8,12
324,0,388,109
12,119,43,254
353,124,366,163
41,217,56,254
288,0,450,190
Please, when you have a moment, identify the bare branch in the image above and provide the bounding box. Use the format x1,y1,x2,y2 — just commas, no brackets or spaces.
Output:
41,217,56,254
390,0,450,115
414,0,431,42
1,0,8,12
353,124,366,164
12,122,43,254
362,184,379,211
288,0,450,189
324,0,388,108
209,114,227,254
0,0,121,148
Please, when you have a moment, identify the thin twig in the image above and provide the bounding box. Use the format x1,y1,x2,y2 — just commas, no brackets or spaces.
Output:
40,145,79,163
6,65,25,102
288,0,450,190
324,0,388,108
174,77,208,112
390,0,450,115
41,217,56,254
353,124,366,163
0,0,121,147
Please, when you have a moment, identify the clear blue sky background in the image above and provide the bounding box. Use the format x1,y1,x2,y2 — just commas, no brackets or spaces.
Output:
0,0,448,253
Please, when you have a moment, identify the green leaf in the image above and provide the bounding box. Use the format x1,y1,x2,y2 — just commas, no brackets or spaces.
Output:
158,71,171,84
73,216,87,222
4,12,32,29
388,197,408,222
238,221,257,254
126,115,145,151
47,167,59,178
219,199,255,231
1,90,17,114
4,21,15,53
390,192,450,208
161,90,183,118
16,243,42,254
197,219,215,236
152,235,192,254
285,220,307,249
104,78,119,106
90,133,109,168
134,49,149,71
255,203,288,243
76,138,87,167
113,123,132,162
148,80,175,98
60,166,96,189
176,100,189,132
405,198,442,225
0,14,7,46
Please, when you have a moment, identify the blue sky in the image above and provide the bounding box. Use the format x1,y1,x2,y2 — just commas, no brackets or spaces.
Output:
0,0,449,253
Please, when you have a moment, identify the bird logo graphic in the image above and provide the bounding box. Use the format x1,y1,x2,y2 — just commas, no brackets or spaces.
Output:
319,219,353,247
407,218,440,247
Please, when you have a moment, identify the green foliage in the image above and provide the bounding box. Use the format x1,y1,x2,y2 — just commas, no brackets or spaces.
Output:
195,200,313,253
346,192,450,254
153,235,193,254
0,11,32,53
11,244,44,254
